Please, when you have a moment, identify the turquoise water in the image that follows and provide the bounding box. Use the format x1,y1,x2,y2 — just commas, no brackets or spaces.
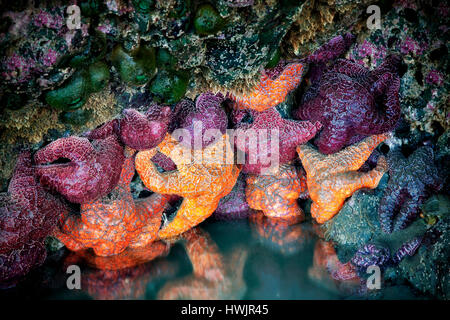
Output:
1,219,428,300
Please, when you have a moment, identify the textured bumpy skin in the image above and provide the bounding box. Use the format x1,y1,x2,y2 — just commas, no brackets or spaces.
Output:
119,104,172,150
229,61,305,112
0,151,69,286
135,133,240,239
232,107,321,174
34,135,125,204
86,103,172,151
171,93,228,149
296,47,402,154
297,133,389,223
379,146,443,233
54,155,170,256
245,164,307,220
158,228,247,300
214,175,250,220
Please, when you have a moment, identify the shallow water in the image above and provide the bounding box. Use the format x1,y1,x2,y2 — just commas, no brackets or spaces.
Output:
0,218,430,300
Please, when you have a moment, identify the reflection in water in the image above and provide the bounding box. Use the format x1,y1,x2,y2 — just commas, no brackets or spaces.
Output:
2,220,428,299
65,241,176,300
248,209,315,255
157,228,248,300
308,240,365,297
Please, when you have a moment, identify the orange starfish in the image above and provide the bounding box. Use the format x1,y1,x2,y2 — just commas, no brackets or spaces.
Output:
229,61,304,111
157,228,247,300
54,153,171,256
135,133,240,239
296,133,389,223
245,164,308,221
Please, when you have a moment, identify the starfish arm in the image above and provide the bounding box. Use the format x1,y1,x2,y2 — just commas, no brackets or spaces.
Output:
116,156,136,190
54,216,89,252
307,33,355,65
360,73,401,134
315,124,349,155
378,184,402,233
34,136,94,164
135,149,183,194
157,133,186,166
295,96,321,121
329,59,371,80
328,133,389,173
370,54,402,80
296,144,327,177
392,195,423,232
263,198,305,221
311,202,342,224
158,199,217,240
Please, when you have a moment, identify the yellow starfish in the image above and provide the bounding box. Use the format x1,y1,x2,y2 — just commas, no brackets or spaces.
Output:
296,133,389,223
135,133,240,239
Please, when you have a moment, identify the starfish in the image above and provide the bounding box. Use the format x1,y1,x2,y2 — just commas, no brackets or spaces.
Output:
232,107,321,174
135,133,240,239
295,54,402,154
157,228,248,300
379,146,443,233
54,154,171,256
170,93,228,149
296,133,389,223
245,163,308,220
249,210,314,255
0,151,69,286
214,174,250,220
228,61,305,112
34,134,125,204
86,103,172,151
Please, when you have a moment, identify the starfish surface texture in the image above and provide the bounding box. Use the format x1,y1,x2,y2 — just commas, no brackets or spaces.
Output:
296,133,389,223
379,146,443,233
55,155,170,256
135,133,240,239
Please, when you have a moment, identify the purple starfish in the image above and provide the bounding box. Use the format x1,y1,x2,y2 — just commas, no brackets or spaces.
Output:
86,104,172,151
214,175,250,220
170,93,228,149
120,104,172,150
379,146,443,233
1,151,69,287
295,49,402,154
232,107,321,174
34,134,125,204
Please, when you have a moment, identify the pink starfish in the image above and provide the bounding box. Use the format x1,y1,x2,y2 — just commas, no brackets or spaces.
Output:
232,107,322,174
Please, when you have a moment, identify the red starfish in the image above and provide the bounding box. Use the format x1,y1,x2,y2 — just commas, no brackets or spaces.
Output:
34,135,125,204
233,107,321,174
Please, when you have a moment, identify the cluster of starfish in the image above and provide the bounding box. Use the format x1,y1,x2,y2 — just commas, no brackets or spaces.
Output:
0,151,69,286
2,33,422,288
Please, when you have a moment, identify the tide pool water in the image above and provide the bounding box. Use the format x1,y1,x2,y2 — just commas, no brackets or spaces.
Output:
0,219,429,300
